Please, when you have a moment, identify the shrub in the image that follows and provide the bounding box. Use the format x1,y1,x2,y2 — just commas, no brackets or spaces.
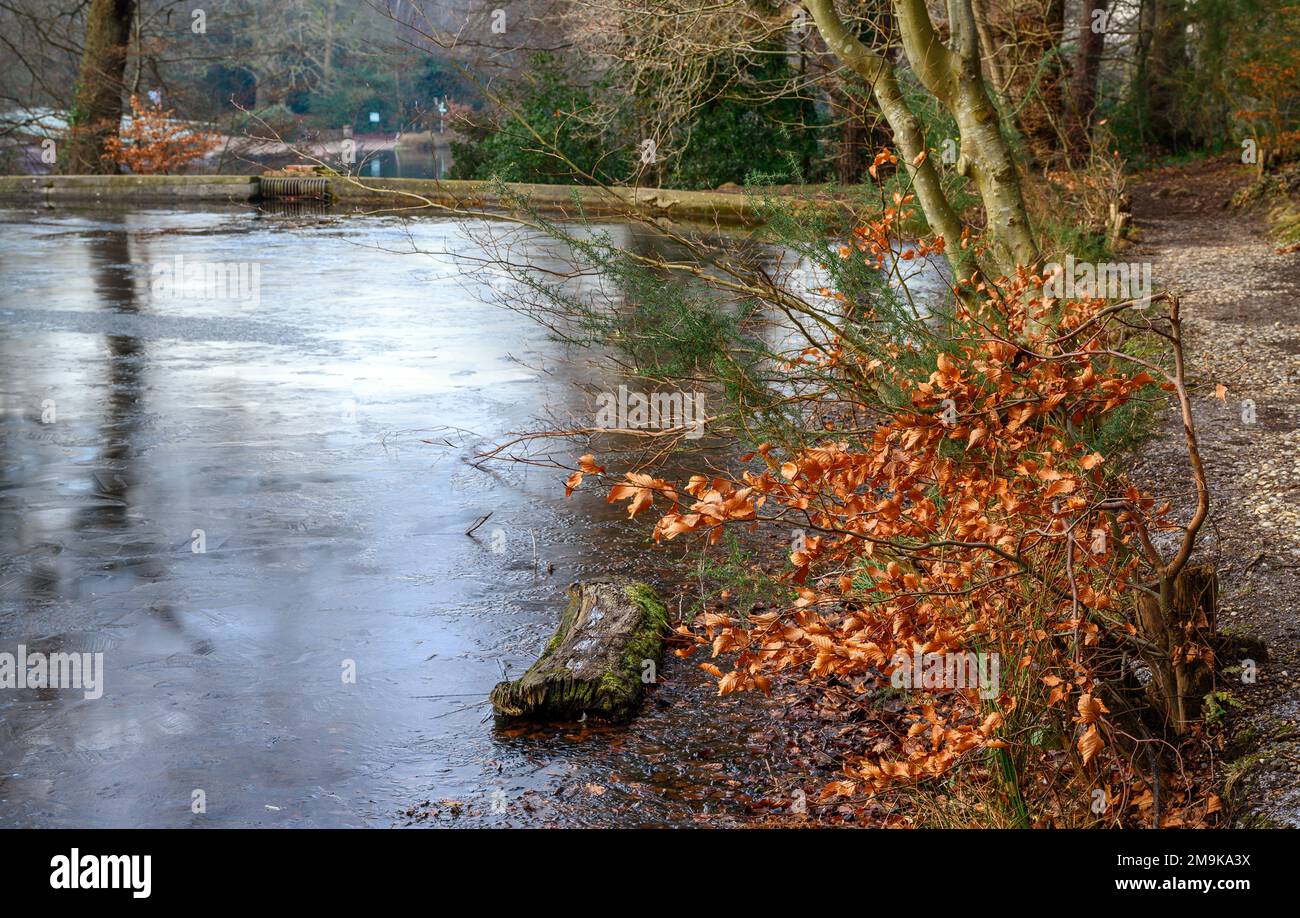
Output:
102,95,219,174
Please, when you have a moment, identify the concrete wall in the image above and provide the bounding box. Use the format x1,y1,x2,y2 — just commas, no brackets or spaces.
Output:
0,174,804,226
323,177,760,224
0,174,258,203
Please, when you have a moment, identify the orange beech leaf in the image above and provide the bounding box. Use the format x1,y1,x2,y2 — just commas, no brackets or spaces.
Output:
564,454,605,496
548,247,1206,814
1078,725,1104,765
607,472,673,518
103,95,219,174
1075,693,1109,724
820,779,858,799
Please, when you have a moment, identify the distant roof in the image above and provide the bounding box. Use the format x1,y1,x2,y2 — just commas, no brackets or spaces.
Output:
0,107,214,141
0,107,70,137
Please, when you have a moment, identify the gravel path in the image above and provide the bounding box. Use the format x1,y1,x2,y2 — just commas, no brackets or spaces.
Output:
1127,157,1300,827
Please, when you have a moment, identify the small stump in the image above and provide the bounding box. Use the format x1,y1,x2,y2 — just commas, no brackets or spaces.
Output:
490,579,667,723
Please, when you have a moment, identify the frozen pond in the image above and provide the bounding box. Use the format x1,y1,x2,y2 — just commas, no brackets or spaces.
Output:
0,204,828,827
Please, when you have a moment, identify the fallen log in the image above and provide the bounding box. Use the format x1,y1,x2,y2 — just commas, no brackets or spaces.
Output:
490,579,668,723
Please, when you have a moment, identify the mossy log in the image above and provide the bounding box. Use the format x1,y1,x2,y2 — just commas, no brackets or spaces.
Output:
490,579,667,723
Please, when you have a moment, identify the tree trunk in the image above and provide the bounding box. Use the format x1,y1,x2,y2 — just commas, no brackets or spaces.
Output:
830,84,878,185
1131,0,1157,147
490,580,668,722
62,0,136,174
971,0,1010,111
823,6,895,186
1041,0,1069,157
1137,564,1217,734
808,0,1039,279
967,1,1069,167
806,0,982,285
1069,0,1107,161
1145,0,1191,150
837,93,866,185
894,0,1039,272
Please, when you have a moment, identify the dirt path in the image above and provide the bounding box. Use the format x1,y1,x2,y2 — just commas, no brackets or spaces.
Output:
1127,157,1300,827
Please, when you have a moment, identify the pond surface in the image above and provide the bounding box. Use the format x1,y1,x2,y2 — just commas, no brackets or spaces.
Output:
0,204,830,827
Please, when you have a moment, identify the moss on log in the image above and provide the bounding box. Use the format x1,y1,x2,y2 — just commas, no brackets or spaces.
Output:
490,579,668,723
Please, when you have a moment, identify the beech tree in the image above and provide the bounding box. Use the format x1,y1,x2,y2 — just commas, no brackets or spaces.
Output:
806,0,1038,279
